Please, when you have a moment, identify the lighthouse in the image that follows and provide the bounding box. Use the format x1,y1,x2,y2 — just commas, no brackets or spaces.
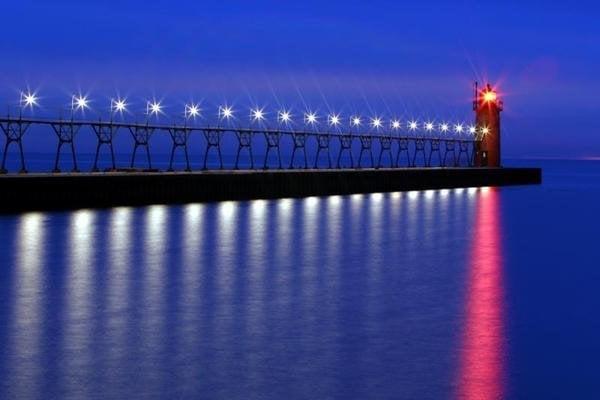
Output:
474,83,503,167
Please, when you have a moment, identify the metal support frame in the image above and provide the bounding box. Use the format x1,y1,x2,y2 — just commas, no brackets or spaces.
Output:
0,118,30,173
358,134,374,168
51,121,80,172
167,127,192,171
0,115,480,173
377,135,394,168
234,130,254,169
472,141,480,167
263,131,282,169
91,123,118,172
428,139,442,167
129,125,154,169
395,138,410,167
289,132,308,169
202,129,223,170
336,134,354,168
314,133,332,169
443,139,457,167
457,140,471,167
412,138,427,167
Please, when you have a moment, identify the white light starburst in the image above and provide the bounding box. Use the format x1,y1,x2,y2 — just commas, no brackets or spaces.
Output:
370,117,383,129
391,119,401,130
185,103,201,119
21,91,39,109
111,98,127,114
328,113,341,127
351,116,362,127
251,107,266,122
219,105,234,120
304,111,318,126
278,109,292,124
147,100,163,116
408,120,419,131
72,94,90,111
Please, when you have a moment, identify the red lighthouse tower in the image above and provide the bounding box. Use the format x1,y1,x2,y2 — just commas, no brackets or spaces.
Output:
474,83,503,167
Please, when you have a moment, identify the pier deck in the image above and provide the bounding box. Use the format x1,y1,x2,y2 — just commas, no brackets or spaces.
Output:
0,167,541,213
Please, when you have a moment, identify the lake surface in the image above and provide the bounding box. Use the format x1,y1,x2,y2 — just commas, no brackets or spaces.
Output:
0,160,599,399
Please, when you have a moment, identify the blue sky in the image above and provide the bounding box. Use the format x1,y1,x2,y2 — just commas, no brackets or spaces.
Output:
1,0,599,158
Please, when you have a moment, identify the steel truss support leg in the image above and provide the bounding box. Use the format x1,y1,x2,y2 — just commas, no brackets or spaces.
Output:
442,150,452,167
289,133,308,169
168,144,191,172
93,142,102,172
358,148,365,168
145,145,152,169
202,131,224,170
470,142,478,167
457,141,470,167
313,134,332,169
412,140,427,168
92,123,118,172
167,128,192,172
168,145,177,171
376,136,392,169
377,148,393,169
52,122,81,173
130,143,154,169
337,136,354,169
1,140,10,174
289,147,298,169
396,149,409,167
337,148,354,169
234,131,254,170
314,147,332,169
263,132,282,170
203,145,211,170
129,126,153,170
358,136,374,169
263,147,271,170
0,121,30,173
71,141,78,172
131,144,139,168
54,142,63,173
428,145,441,167
395,139,411,168
443,143,457,167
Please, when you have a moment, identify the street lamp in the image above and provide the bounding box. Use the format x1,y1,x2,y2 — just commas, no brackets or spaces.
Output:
278,109,292,125
111,97,127,117
20,91,39,109
185,103,201,119
304,111,318,127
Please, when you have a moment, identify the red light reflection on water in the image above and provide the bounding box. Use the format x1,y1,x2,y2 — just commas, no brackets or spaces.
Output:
457,188,506,400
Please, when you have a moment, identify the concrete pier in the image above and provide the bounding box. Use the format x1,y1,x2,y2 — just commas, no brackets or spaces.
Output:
0,167,541,213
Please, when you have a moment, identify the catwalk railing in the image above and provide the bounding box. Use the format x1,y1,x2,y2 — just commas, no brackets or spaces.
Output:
0,115,478,173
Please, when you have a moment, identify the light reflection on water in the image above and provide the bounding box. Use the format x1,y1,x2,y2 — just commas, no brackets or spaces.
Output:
62,209,96,398
0,189,506,399
457,188,505,400
6,213,45,400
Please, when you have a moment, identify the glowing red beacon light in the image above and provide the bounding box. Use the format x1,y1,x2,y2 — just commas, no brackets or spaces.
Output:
483,90,497,103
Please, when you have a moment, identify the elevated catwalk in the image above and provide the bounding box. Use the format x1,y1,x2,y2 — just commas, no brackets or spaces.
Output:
0,167,541,213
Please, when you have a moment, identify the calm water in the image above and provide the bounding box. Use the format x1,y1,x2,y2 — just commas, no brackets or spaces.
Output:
0,160,599,399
